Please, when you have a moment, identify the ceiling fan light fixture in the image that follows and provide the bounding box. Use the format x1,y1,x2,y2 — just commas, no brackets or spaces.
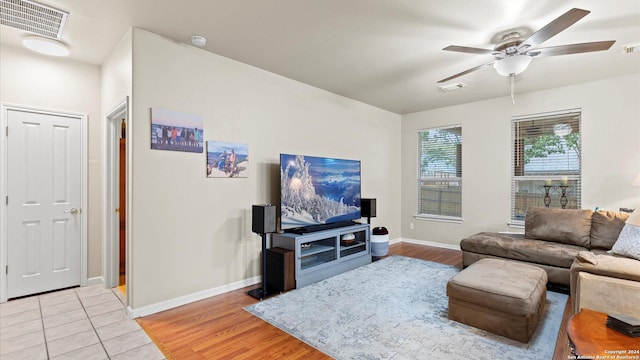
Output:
493,55,532,76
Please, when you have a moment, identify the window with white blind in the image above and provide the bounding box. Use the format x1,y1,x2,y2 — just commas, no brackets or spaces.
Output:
417,126,462,220
511,110,581,223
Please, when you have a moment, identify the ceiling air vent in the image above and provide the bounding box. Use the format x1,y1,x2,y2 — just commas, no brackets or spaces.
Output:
622,42,640,54
438,82,467,92
0,0,68,39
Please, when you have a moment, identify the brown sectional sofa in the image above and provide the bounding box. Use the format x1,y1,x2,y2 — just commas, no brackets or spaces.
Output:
460,207,630,288
461,207,640,316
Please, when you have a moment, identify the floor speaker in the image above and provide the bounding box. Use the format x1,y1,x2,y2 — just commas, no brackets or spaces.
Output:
252,204,276,234
266,247,295,292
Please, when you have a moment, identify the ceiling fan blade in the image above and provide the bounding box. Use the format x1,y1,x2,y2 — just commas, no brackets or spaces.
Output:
437,61,495,83
443,45,496,55
527,40,615,57
518,8,590,52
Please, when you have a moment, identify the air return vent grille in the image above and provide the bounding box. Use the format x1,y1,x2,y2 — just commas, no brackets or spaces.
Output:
0,0,68,39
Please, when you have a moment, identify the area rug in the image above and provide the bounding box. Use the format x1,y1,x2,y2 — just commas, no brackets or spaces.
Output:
245,255,568,360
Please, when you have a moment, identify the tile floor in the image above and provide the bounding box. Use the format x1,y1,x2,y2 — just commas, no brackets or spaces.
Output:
0,285,166,359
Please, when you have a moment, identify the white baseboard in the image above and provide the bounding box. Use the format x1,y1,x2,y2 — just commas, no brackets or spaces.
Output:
86,276,105,287
124,238,458,319
127,276,261,319
389,237,403,245
398,237,461,251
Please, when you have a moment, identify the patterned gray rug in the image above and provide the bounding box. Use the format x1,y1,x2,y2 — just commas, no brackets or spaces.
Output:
245,255,568,359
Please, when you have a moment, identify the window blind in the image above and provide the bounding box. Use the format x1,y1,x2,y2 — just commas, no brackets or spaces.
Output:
417,126,462,219
511,110,582,222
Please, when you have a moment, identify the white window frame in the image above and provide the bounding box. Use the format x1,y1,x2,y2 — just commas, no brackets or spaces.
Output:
416,125,463,222
510,109,582,227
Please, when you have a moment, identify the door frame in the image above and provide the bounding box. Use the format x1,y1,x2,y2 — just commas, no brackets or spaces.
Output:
0,103,88,303
104,98,128,294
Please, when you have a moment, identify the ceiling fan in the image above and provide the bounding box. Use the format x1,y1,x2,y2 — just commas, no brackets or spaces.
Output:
437,8,615,98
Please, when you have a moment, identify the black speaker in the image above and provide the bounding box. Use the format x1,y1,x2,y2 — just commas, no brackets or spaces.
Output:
361,198,377,218
252,204,276,234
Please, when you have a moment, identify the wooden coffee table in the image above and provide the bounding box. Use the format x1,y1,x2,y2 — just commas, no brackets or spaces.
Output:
567,309,640,357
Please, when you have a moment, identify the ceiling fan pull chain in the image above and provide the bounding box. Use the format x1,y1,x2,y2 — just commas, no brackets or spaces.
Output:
510,73,515,104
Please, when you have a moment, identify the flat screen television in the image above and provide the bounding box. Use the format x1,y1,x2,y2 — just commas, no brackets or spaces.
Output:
280,154,361,232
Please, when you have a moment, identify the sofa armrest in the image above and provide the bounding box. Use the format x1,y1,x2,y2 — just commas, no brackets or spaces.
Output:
573,272,640,317
570,251,640,314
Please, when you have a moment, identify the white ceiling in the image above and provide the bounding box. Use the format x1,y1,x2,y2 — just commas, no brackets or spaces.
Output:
1,0,639,114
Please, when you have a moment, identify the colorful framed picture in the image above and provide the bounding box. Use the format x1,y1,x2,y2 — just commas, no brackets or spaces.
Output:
151,107,203,153
206,141,249,178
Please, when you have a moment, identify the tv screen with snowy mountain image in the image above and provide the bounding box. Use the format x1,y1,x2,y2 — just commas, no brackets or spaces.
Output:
280,154,361,232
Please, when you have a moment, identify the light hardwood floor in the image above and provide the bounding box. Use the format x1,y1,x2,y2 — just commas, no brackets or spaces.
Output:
137,242,572,359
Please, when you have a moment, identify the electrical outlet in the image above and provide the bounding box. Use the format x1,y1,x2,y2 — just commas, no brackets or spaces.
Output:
409,223,414,230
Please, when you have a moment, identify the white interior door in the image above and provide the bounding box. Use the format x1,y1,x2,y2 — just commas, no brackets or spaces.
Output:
6,108,82,299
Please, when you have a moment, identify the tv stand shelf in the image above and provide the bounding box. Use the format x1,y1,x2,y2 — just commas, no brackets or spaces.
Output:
272,223,371,289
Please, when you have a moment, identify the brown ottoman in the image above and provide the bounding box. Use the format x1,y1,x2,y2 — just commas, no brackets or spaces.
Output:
446,258,547,343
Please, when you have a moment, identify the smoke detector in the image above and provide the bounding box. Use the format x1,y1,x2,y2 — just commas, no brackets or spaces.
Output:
191,35,207,47
0,0,68,39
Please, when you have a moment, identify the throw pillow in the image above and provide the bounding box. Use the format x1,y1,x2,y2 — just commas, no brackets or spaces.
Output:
589,210,629,250
609,215,640,261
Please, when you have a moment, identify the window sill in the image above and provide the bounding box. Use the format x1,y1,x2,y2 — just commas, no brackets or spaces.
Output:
414,215,463,224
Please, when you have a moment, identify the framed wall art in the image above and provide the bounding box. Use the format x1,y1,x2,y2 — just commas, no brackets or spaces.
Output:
206,141,249,178
151,107,204,153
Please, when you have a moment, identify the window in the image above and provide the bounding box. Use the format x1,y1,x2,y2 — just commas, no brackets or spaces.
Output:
417,126,462,220
511,110,581,223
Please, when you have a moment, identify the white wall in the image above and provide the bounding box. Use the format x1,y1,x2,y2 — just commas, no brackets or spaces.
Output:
100,30,133,294
401,74,640,247
129,29,401,309
102,30,132,115
0,44,103,278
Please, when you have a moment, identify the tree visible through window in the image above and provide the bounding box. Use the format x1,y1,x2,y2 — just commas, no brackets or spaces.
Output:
512,111,581,222
418,126,462,219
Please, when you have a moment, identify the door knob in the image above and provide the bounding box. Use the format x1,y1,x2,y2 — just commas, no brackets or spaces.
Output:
65,208,79,215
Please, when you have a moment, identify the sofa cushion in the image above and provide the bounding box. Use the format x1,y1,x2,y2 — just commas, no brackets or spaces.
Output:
590,210,629,250
462,252,571,285
460,232,585,268
571,251,640,281
525,207,592,247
